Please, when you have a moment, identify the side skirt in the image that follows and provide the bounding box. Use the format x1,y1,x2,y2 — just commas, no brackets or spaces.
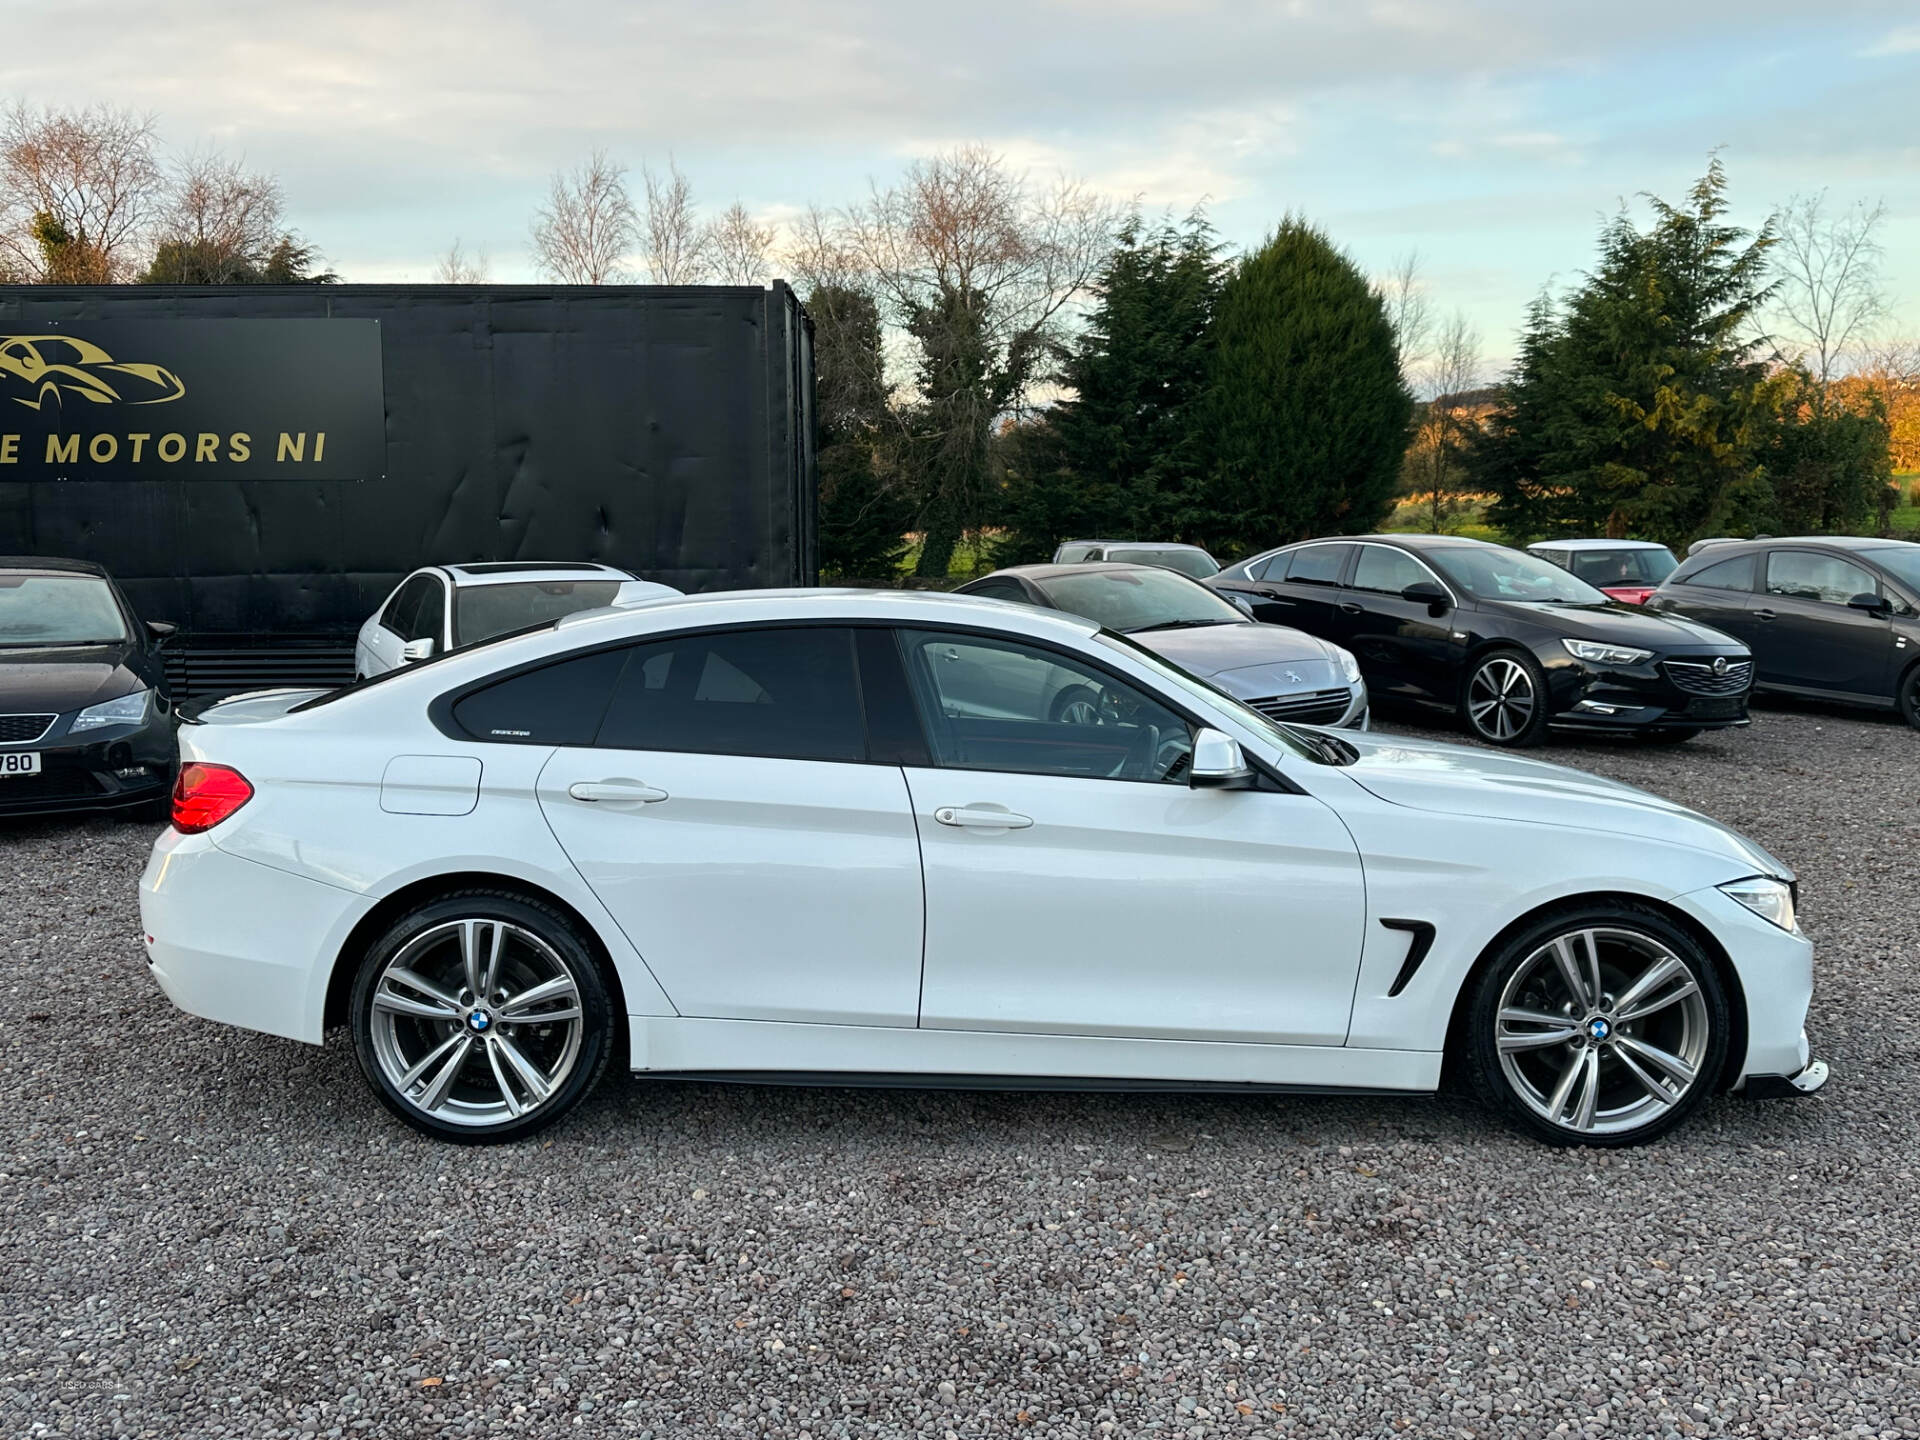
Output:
628,1017,1443,1094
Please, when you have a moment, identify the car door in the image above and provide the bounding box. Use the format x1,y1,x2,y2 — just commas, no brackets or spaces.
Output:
516,625,926,1027
1339,543,1460,702
1234,543,1356,637
1648,552,1759,645
1756,549,1896,696
889,626,1367,1046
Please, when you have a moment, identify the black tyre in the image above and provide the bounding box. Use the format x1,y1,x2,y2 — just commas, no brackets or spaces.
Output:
350,890,614,1143
1464,902,1729,1147
1635,727,1701,746
1458,648,1551,747
1899,662,1920,731
1050,684,1103,725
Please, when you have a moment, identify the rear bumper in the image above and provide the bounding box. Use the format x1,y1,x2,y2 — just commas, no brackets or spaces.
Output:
139,828,359,1043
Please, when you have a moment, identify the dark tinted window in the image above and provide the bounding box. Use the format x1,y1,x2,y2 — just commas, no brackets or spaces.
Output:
596,627,865,762
1683,554,1755,591
1246,552,1286,581
962,578,1031,603
413,579,447,644
453,580,623,646
382,576,432,637
452,646,629,744
1284,545,1352,586
1351,546,1432,595
1567,547,1677,586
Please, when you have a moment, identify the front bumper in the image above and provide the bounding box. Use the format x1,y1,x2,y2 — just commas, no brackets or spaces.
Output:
1744,1052,1831,1099
1670,881,1817,1085
1545,655,1751,733
0,716,175,816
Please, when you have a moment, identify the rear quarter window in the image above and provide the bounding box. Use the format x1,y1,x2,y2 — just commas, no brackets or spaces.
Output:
1678,554,1756,591
450,647,629,744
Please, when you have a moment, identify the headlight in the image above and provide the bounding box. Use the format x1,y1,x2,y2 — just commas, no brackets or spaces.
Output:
1331,646,1363,685
1563,639,1654,666
1720,876,1796,932
70,688,151,733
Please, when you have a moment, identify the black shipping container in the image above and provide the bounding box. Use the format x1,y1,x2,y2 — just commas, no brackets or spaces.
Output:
0,284,816,694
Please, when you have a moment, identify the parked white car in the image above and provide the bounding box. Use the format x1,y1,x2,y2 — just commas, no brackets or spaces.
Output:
142,589,1825,1147
355,562,679,678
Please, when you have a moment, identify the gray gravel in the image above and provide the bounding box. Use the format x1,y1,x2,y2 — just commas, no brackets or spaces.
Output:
2,700,1918,1439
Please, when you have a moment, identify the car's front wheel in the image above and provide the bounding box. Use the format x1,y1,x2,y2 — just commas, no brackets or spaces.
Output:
1465,903,1728,1146
350,891,613,1143
1898,661,1920,731
1459,648,1551,747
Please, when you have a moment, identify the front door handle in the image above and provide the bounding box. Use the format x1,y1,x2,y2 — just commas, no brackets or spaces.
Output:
1339,602,1363,615
1753,608,1777,622
934,805,1033,830
568,780,669,804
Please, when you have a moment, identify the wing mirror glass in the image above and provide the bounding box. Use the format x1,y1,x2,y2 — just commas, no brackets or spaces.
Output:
1401,581,1450,612
1847,592,1890,615
1190,727,1257,790
400,637,437,663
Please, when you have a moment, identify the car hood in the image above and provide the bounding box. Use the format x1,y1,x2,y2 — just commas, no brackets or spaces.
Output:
1487,601,1745,652
0,642,144,712
1132,621,1338,675
1333,729,1790,879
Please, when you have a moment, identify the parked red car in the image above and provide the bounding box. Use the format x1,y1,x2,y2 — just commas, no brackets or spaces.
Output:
1527,540,1678,605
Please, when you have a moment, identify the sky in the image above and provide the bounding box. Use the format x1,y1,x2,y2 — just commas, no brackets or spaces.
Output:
3,0,1917,373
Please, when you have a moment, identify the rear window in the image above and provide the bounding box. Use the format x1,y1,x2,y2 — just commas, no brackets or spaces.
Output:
454,580,623,647
1567,548,1677,586
1108,547,1219,579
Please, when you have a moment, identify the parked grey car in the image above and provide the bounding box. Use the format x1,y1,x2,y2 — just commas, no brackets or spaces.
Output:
956,563,1368,727
1050,540,1220,579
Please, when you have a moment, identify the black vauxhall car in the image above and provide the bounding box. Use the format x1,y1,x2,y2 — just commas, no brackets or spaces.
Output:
1208,534,1753,746
0,557,177,816
1645,535,1920,727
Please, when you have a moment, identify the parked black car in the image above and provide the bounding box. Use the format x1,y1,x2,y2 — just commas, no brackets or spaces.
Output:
1644,536,1920,727
0,557,177,816
1208,535,1753,746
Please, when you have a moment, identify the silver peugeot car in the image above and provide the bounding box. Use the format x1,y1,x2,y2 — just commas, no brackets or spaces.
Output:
955,562,1367,727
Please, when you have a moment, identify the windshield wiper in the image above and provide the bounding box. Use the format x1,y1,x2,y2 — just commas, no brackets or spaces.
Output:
1128,618,1237,633
1280,724,1356,766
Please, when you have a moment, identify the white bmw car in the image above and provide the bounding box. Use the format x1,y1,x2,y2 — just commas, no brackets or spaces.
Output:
141,589,1826,1147
355,561,679,678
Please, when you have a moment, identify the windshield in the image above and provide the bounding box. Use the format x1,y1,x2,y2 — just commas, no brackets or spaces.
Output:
0,574,128,646
453,580,624,646
1565,547,1677,587
1096,632,1331,765
1429,546,1611,605
1107,546,1219,579
1862,545,1920,595
1042,567,1246,632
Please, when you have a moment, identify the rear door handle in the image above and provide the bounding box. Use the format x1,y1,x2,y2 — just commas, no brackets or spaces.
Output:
934,805,1034,830
568,780,669,804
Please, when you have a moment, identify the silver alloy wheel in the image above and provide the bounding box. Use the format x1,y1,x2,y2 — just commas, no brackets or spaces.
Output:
1494,926,1710,1137
1058,698,1103,725
1467,656,1536,741
367,918,585,1128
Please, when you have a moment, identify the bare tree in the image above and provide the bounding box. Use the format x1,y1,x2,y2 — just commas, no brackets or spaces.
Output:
0,102,162,281
838,145,1118,575
640,159,710,284
1406,311,1484,532
784,203,864,296
1773,191,1888,384
530,150,637,284
145,150,288,282
1375,250,1433,383
435,238,491,284
706,201,774,286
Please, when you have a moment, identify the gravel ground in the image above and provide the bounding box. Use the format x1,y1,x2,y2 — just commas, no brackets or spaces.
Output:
2,700,1917,1439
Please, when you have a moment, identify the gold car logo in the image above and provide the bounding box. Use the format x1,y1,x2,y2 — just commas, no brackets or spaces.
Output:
0,334,186,411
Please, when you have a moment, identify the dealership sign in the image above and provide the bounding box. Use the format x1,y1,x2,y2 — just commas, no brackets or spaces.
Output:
0,320,383,480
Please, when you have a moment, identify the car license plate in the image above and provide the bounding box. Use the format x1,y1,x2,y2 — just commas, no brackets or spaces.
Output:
0,751,41,778
1687,697,1743,719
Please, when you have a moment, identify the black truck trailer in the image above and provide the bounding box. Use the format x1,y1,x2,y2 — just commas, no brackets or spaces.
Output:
0,284,816,695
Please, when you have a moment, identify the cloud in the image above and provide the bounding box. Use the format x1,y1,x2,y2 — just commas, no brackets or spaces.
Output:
1864,25,1920,56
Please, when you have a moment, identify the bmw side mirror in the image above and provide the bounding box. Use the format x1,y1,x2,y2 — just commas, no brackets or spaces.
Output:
1190,727,1257,790
145,619,178,643
1401,581,1450,613
1847,592,1890,615
400,637,437,663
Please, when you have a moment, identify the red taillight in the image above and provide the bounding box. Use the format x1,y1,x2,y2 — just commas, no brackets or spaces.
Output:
171,763,254,833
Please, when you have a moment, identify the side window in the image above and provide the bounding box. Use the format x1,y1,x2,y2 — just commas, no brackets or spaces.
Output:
595,626,866,763
1684,554,1755,592
964,579,1030,604
1283,544,1352,587
1351,546,1432,595
1056,545,1098,564
413,579,447,645
1246,552,1286,581
1765,551,1876,606
895,628,1193,784
381,577,428,637
452,646,630,744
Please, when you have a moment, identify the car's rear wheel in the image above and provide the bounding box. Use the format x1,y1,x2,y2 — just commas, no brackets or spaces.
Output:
1459,649,1551,747
350,891,613,1143
1465,903,1728,1147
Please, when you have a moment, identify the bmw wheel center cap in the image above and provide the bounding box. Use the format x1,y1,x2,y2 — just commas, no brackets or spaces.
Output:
1588,1016,1612,1042
467,1008,494,1034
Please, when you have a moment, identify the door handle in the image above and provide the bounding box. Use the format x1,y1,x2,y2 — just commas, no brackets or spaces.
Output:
1753,608,1776,622
1339,602,1363,615
567,780,669,804
934,805,1034,830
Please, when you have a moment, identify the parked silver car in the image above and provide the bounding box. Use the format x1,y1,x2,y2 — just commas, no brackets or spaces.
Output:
1051,540,1220,579
956,563,1367,727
